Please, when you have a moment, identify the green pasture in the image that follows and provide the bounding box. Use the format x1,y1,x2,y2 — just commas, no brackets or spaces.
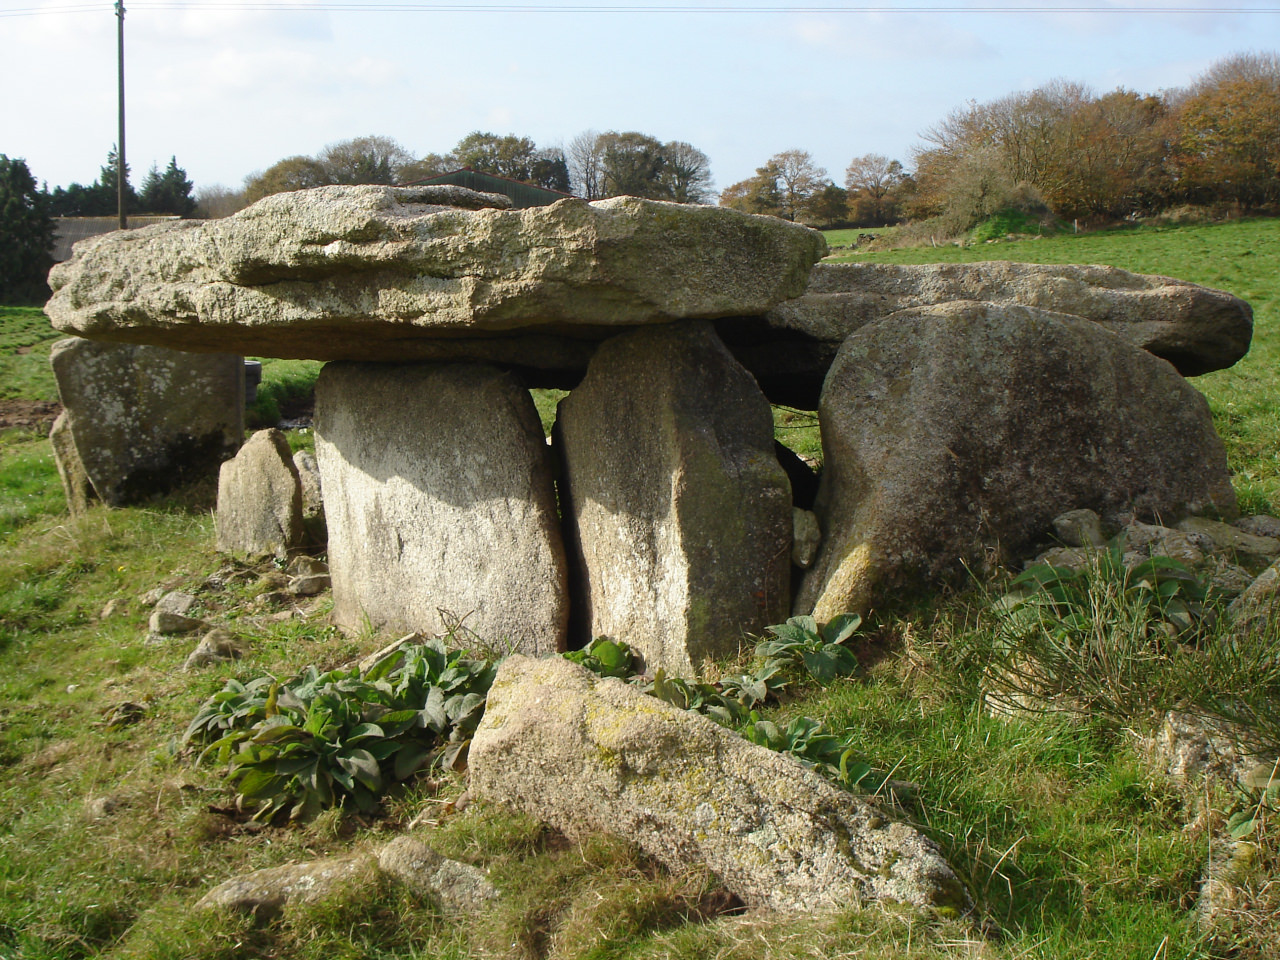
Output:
0,217,1278,959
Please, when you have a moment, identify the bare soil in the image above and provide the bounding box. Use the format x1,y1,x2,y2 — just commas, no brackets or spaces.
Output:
0,400,61,433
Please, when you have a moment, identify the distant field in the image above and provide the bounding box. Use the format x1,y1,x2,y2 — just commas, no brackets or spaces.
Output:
0,306,60,401
820,227,887,249
822,217,1280,514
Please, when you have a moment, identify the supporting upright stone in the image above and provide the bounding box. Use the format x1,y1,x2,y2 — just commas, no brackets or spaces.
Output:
50,338,243,507
556,322,792,675
315,362,567,653
216,429,305,559
798,302,1239,620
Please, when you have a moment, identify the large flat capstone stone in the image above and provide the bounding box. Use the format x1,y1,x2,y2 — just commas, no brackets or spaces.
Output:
45,185,826,359
314,361,568,652
49,338,243,507
469,655,969,913
721,261,1253,407
556,322,793,674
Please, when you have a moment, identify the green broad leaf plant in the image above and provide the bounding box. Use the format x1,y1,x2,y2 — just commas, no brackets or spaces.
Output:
185,637,495,821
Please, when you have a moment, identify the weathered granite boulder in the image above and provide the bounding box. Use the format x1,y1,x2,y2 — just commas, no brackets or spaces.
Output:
148,591,204,634
556,322,792,674
376,836,500,912
1176,516,1280,564
197,839,499,918
216,428,305,559
469,655,968,913
196,855,374,917
720,261,1253,407
49,338,243,506
45,185,826,360
798,301,1238,620
315,362,568,652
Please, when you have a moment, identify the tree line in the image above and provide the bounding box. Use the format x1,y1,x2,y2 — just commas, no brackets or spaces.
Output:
724,51,1280,234
230,129,713,209
4,50,1278,303
44,149,197,218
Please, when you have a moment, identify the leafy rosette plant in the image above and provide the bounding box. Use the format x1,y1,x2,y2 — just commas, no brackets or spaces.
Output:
185,638,495,821
744,715,885,793
755,613,862,685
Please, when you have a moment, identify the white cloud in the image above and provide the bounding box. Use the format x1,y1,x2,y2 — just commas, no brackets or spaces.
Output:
787,12,996,60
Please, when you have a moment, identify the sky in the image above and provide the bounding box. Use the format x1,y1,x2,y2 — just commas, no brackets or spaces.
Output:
3,0,1279,199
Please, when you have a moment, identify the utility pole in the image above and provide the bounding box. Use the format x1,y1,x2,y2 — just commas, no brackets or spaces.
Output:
116,0,127,230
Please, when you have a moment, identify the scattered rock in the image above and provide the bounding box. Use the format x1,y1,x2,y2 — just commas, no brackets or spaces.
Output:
215,428,304,559
99,598,124,620
792,508,821,570
285,557,331,596
1176,516,1280,564
556,322,793,673
148,591,205,634
85,795,126,820
316,362,568,652
137,586,167,606
1206,561,1255,598
183,628,244,671
49,338,243,506
293,449,327,546
1029,545,1099,571
46,187,825,359
1228,558,1280,630
1140,711,1256,784
1121,522,1211,567
798,303,1236,619
376,836,500,912
1233,514,1280,540
196,855,374,918
1052,508,1106,548
469,655,969,914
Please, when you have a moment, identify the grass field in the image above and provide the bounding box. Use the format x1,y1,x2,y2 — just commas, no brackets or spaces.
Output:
1,218,1278,959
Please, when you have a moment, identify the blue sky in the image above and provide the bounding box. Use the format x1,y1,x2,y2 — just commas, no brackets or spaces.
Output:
3,1,1278,198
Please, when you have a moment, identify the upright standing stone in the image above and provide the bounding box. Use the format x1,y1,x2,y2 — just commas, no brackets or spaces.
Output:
556,322,792,675
216,429,305,559
50,338,243,506
315,362,567,653
798,302,1238,620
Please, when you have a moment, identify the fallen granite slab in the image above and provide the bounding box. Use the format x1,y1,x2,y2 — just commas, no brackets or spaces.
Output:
469,655,969,914
45,185,827,359
721,261,1253,407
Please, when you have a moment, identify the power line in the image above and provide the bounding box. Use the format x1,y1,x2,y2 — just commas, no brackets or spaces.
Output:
3,1,1278,14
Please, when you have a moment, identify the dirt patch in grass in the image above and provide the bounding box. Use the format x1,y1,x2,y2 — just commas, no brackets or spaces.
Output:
0,399,60,433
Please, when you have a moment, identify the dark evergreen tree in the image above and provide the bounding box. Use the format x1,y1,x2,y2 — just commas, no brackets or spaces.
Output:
97,145,138,215
44,146,137,217
0,155,56,303
140,156,197,216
